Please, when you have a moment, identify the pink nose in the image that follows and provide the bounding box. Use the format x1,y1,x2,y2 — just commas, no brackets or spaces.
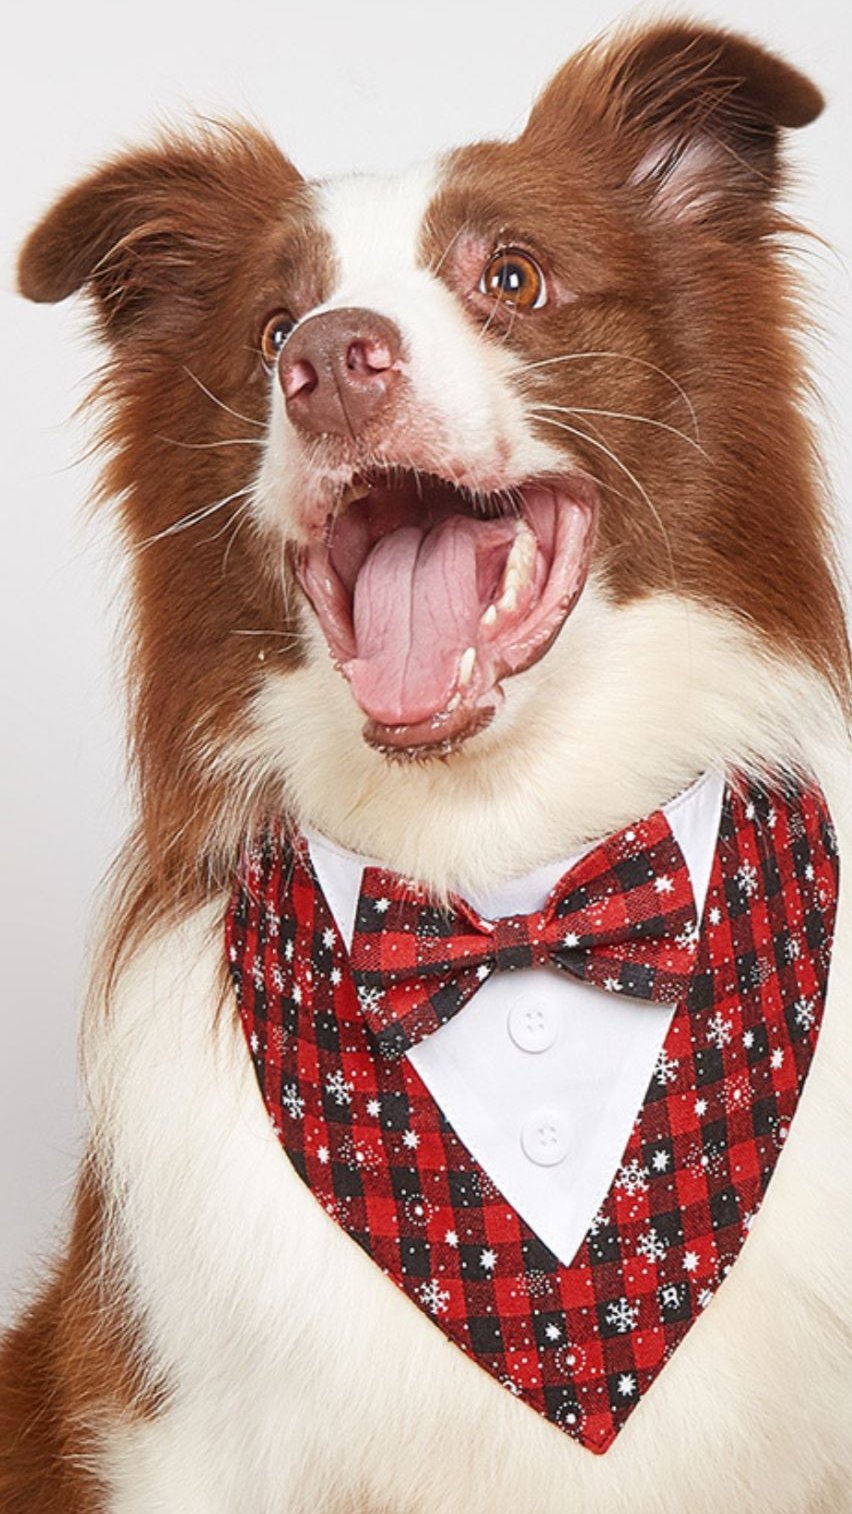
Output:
279,307,403,437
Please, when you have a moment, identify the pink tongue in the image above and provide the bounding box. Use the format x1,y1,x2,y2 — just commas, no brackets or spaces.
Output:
348,516,508,725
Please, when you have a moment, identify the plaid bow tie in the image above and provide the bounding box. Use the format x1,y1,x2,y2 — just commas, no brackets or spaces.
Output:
349,809,700,1061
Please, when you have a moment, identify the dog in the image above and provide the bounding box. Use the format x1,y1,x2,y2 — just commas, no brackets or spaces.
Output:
2,18,850,1513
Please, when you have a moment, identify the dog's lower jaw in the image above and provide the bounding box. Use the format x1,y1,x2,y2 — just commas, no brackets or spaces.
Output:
232,587,845,900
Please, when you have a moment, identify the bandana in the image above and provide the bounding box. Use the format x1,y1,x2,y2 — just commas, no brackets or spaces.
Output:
226,776,837,1454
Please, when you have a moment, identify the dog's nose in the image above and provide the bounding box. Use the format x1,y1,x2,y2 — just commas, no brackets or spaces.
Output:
279,307,402,437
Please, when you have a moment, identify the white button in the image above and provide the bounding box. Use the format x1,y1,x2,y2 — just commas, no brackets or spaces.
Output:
507,997,558,1053
521,1110,569,1166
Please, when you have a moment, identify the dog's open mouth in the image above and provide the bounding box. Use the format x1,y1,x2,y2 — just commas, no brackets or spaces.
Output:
297,469,597,753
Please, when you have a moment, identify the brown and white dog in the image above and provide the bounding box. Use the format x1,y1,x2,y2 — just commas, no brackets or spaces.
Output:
2,19,851,1513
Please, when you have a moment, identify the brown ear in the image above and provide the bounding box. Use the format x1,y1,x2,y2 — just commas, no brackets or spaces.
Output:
18,121,302,335
525,24,824,221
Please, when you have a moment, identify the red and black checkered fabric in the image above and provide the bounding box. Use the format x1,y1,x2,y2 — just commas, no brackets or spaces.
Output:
225,777,837,1454
351,807,697,1060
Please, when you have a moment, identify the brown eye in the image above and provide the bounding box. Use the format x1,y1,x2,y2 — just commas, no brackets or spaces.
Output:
479,248,546,309
260,310,296,366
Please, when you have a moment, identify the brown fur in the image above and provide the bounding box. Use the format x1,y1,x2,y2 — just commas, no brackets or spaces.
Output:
3,23,848,1508
0,1161,161,1511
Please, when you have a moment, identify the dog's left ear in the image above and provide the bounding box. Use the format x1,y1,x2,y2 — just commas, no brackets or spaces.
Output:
524,23,824,224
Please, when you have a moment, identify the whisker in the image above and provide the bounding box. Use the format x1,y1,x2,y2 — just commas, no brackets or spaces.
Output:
516,351,700,441
432,224,465,278
155,434,266,452
530,412,678,587
182,367,266,429
231,628,305,641
533,403,706,456
221,502,253,577
139,486,252,549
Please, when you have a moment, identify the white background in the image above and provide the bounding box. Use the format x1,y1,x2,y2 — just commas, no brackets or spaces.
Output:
1,0,850,1318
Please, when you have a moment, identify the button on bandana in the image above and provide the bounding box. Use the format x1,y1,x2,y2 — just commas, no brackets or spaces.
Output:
350,808,697,1061
226,777,838,1453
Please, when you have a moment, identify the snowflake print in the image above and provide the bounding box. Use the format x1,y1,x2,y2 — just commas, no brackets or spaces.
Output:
366,1097,381,1118
444,1230,459,1248
682,1250,700,1273
316,1144,330,1165
324,1070,354,1107
251,958,265,991
706,1011,733,1049
735,861,759,899
654,874,674,895
402,1129,421,1150
675,920,701,953
404,1194,433,1227
480,1248,497,1274
526,1269,555,1300
636,1228,668,1264
784,937,802,962
340,1136,379,1173
562,930,581,949
697,1287,713,1310
694,1096,709,1117
321,926,336,949
723,1072,751,1115
249,1029,260,1054
588,1208,610,1236
651,1148,671,1173
770,1047,785,1071
615,1158,649,1197
417,1279,450,1317
708,905,722,927
654,1049,679,1087
281,1083,305,1120
270,963,286,994
617,1373,637,1398
284,939,294,962
330,967,342,987
356,984,384,1015
605,1297,640,1334
794,996,816,1031
373,897,391,914
544,1322,562,1343
742,1029,755,1050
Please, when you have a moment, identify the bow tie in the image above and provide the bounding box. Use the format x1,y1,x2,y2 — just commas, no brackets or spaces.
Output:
349,809,699,1061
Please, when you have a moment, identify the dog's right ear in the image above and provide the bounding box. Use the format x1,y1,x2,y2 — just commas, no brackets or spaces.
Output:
18,122,303,340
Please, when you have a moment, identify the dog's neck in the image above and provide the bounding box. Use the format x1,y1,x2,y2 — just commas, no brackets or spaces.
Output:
230,586,843,900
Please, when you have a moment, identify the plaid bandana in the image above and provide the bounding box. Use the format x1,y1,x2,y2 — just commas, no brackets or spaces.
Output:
226,776,837,1454
350,807,697,1061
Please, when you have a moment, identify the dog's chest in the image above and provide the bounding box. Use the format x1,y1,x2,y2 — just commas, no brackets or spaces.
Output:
99,785,852,1513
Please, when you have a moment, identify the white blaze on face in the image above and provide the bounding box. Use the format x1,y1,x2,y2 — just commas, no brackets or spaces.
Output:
252,159,565,542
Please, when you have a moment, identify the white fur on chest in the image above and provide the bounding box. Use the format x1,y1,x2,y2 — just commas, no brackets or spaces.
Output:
93,764,852,1513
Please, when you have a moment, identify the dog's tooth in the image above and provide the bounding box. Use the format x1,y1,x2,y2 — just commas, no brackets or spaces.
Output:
458,647,476,687
340,482,370,508
498,584,518,614
501,521,536,596
481,604,498,627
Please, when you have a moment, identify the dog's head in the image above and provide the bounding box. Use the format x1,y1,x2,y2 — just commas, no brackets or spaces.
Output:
18,22,848,893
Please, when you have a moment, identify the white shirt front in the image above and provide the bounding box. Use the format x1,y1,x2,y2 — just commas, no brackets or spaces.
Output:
306,771,724,1264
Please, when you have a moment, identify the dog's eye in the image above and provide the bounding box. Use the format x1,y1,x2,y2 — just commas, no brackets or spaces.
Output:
479,248,546,309
260,310,297,366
